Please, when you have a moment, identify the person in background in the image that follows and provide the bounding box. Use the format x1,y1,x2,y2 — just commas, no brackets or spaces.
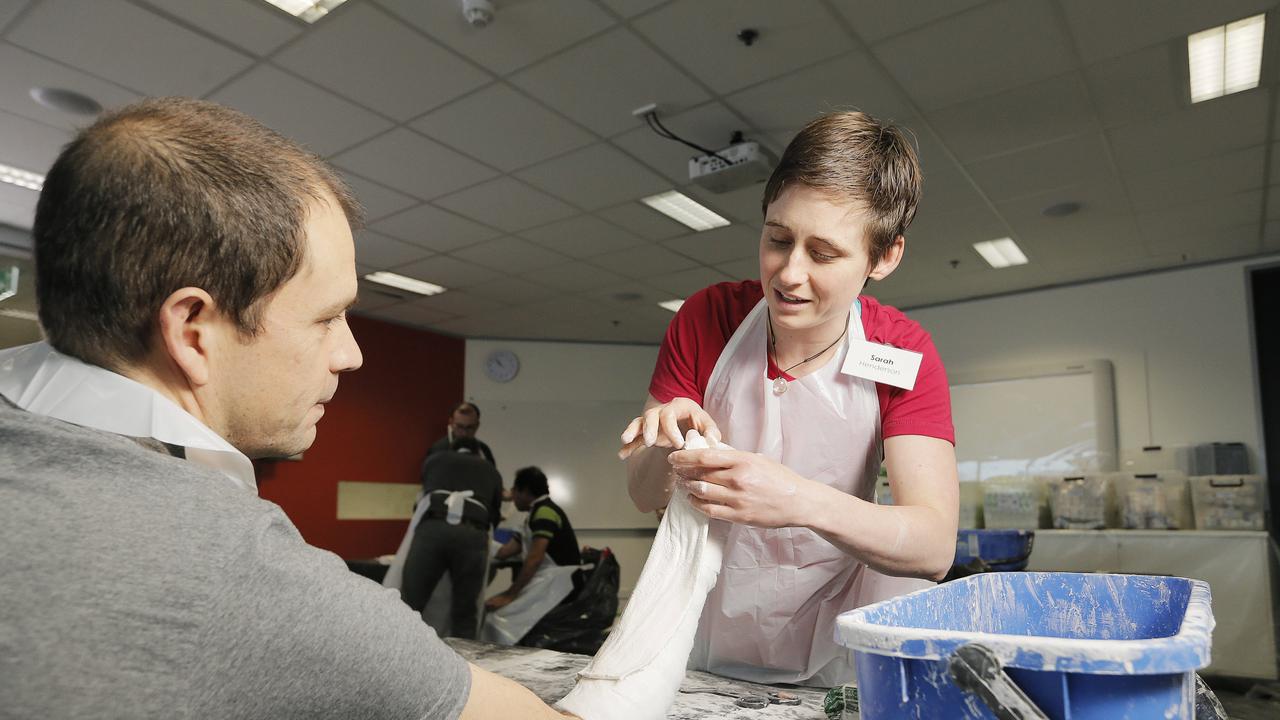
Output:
428,401,496,465
401,436,504,639
482,467,582,644
0,97,569,719
620,111,958,687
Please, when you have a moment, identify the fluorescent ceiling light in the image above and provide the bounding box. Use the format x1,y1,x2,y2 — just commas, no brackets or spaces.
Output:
260,0,348,23
973,238,1028,269
363,272,446,296
641,191,730,232
658,299,685,312
1188,14,1265,103
0,162,44,191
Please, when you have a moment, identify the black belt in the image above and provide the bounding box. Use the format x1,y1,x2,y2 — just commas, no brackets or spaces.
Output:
424,510,488,532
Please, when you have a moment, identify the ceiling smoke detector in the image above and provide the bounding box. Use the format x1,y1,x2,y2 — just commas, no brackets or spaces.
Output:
462,0,494,27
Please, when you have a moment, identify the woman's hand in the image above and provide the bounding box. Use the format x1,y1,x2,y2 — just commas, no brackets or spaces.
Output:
618,397,721,459
667,447,810,528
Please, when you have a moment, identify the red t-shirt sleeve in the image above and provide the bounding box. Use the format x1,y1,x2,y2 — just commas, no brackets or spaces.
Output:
649,281,762,405
864,298,955,445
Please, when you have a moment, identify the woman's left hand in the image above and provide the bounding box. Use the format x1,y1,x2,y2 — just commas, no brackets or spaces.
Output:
667,447,809,528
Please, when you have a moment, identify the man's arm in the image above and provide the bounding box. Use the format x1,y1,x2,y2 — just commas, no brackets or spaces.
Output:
461,665,573,718
485,536,549,610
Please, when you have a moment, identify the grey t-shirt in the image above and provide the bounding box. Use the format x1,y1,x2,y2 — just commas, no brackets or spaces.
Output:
0,397,470,718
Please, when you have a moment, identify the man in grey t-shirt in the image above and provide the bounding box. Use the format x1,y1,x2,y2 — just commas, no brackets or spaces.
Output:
0,98,569,719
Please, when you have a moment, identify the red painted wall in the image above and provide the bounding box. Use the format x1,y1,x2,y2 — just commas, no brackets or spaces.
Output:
255,315,464,559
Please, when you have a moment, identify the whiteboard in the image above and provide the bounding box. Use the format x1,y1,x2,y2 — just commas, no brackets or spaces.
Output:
949,361,1117,481
482,400,659,530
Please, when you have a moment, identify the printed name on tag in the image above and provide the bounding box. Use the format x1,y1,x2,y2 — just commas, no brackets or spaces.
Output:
840,340,923,390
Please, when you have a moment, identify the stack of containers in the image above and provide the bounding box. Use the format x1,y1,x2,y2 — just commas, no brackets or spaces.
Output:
981,476,1047,529
957,482,984,529
1119,444,1196,475
1117,471,1193,530
1046,474,1118,529
1193,442,1250,475
1190,475,1268,530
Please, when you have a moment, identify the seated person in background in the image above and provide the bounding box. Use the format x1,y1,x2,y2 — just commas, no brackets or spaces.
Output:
401,436,504,639
0,97,566,719
487,467,582,613
428,401,495,465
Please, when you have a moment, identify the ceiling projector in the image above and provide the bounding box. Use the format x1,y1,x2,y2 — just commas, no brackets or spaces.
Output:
688,141,777,194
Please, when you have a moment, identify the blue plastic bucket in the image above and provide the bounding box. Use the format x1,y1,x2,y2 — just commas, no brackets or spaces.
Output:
836,572,1214,719
954,529,1035,571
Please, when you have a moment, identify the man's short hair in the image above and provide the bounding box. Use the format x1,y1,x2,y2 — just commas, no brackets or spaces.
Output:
33,97,362,370
451,436,481,454
513,466,549,497
452,401,480,419
761,111,921,264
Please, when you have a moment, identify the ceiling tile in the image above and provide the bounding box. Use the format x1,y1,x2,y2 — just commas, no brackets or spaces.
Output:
510,27,710,136
0,2,31,30
522,261,627,292
413,289,506,316
714,256,757,281
0,108,71,174
1144,222,1263,261
632,0,850,94
1107,89,1269,174
519,214,646,258
395,255,501,289
912,128,991,215
376,0,615,75
1137,190,1264,245
994,179,1144,267
725,51,911,135
411,83,594,171
1083,45,1182,128
0,43,140,132
142,0,302,56
661,223,757,264
596,201,688,240
516,143,669,210
210,65,392,156
273,2,490,121
588,244,699,278
906,204,1011,263
464,276,561,305
433,177,577,232
965,134,1117,202
361,300,458,329
450,235,569,272
340,173,418,223
0,182,38,232
611,101,754,185
832,0,988,44
1059,0,1276,65
598,0,668,19
351,283,404,312
332,128,497,201
1124,146,1265,212
926,73,1097,163
370,203,500,251
7,0,253,96
644,266,733,296
353,230,432,270
1265,221,1280,252
683,183,766,227
1270,142,1280,188
872,0,1075,112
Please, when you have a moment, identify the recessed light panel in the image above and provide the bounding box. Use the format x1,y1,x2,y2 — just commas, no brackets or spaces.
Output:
1189,14,1265,103
260,0,348,23
641,191,730,232
363,272,446,296
658,299,685,312
0,162,44,191
973,238,1028,269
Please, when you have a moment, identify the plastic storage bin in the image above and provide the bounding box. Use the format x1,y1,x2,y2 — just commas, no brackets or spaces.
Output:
1047,474,1117,529
1118,472,1192,530
954,529,1034,571
1119,445,1195,474
958,482,984,529
836,572,1214,720
1190,475,1268,530
982,477,1047,529
1193,443,1250,475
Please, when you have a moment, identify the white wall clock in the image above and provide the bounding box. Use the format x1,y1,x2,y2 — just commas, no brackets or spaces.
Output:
485,349,520,383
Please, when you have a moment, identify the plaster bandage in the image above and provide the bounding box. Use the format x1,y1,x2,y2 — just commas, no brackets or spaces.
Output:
555,429,729,720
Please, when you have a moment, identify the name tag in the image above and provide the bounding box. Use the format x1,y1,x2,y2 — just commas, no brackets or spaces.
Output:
841,340,923,390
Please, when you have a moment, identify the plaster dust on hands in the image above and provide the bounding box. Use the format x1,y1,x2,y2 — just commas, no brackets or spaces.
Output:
555,429,728,720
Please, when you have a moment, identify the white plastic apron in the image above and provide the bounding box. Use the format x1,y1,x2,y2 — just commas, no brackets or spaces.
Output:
384,490,490,637
481,495,579,645
689,298,933,687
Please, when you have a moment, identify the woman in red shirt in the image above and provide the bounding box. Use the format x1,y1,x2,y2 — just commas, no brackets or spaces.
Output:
619,112,959,687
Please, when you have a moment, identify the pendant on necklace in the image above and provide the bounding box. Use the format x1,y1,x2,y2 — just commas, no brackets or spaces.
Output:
772,376,789,396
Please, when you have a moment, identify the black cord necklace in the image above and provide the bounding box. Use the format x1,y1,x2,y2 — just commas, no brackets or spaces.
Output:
767,309,849,395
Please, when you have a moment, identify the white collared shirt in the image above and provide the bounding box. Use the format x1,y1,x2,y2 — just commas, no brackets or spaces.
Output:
0,341,256,493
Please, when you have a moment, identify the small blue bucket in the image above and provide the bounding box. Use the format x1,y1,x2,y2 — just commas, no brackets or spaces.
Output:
954,529,1035,572
836,572,1214,719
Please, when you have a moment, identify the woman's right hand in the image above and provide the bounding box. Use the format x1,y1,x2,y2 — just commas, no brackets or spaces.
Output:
618,397,721,459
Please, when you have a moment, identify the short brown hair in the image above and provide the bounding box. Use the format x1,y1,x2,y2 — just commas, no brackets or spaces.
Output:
34,97,362,370
762,111,921,264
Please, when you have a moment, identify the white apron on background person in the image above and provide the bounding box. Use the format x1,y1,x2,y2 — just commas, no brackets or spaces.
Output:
480,495,579,646
689,298,933,687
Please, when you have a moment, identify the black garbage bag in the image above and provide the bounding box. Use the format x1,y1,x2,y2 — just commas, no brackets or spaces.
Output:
519,547,619,655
